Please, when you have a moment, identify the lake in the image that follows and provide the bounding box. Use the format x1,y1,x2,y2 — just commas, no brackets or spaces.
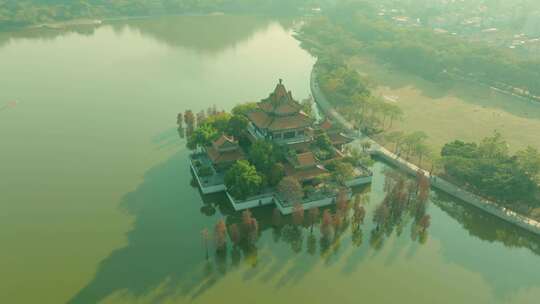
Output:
1,15,539,304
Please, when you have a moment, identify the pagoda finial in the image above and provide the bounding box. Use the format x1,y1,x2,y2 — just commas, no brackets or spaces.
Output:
279,78,283,84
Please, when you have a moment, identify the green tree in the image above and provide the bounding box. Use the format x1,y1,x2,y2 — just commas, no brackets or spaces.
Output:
187,124,218,150
204,112,231,133
387,104,403,128
478,131,508,159
315,133,333,151
227,114,248,139
225,160,262,200
268,163,285,186
360,140,371,152
331,161,355,185
516,146,540,182
385,130,405,153
249,140,276,174
403,131,428,159
232,102,257,116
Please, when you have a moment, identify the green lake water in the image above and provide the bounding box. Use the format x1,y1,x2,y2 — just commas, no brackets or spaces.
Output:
1,15,539,304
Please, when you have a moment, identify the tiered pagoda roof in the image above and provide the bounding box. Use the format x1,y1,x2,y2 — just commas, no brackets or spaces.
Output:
247,79,313,132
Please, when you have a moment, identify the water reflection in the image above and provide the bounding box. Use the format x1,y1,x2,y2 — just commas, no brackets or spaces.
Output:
432,190,540,297
68,153,540,303
109,15,282,54
434,191,540,255
0,26,99,48
0,15,293,55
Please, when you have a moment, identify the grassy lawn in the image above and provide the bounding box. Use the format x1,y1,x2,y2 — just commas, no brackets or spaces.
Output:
349,56,540,153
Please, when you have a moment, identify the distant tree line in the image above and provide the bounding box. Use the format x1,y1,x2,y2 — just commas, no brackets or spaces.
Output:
299,1,540,98
0,0,317,29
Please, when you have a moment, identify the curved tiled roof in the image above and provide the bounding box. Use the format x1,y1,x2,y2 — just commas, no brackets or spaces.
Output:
296,152,317,167
320,118,334,131
258,80,303,116
212,134,239,152
328,132,354,145
207,146,245,165
247,79,314,131
247,109,312,131
284,163,329,181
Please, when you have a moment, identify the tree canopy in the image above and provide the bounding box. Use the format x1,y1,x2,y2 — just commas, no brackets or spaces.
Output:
441,133,540,206
187,123,218,150
0,0,316,29
224,160,262,200
277,176,303,203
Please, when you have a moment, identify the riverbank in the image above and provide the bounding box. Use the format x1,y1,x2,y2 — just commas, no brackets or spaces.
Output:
310,65,540,236
0,2,312,33
3,12,226,32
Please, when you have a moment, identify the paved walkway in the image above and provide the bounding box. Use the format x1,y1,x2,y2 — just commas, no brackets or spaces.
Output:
310,66,540,235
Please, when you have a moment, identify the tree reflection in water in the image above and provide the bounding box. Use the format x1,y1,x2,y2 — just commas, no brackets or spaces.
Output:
198,189,374,272
369,168,432,249
69,154,540,303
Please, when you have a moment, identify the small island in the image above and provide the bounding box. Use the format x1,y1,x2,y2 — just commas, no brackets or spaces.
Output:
187,79,373,214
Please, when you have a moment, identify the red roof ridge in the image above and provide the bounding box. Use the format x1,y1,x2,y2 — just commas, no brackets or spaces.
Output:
212,134,239,151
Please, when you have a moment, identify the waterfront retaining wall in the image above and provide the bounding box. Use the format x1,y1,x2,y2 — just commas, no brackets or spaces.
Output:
189,160,226,194
226,192,275,211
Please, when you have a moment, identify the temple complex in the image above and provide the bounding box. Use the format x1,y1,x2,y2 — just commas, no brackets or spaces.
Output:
189,78,373,214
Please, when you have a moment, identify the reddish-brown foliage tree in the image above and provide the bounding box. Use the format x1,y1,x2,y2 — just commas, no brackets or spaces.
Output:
353,202,366,224
177,112,183,127
277,177,303,204
417,173,431,203
308,207,320,232
242,209,253,228
184,110,195,127
415,170,430,195
292,203,305,226
215,219,227,251
336,188,349,214
373,203,390,229
241,209,259,244
320,209,333,240
333,211,344,232
247,218,259,244
228,223,241,246
396,189,408,207
419,214,431,232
